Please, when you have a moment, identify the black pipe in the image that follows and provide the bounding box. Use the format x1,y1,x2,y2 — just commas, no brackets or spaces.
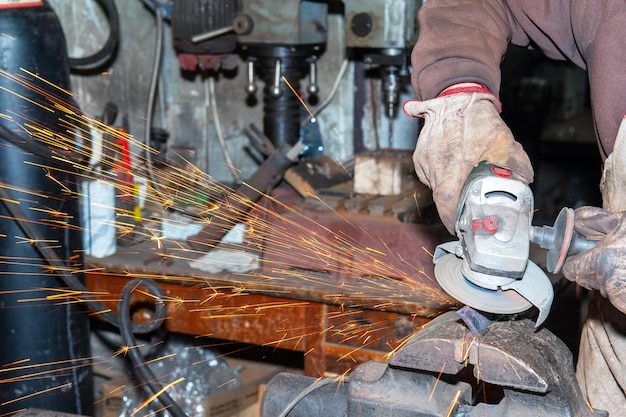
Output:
0,3,93,415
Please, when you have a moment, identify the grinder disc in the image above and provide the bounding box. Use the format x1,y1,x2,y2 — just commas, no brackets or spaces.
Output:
435,253,532,314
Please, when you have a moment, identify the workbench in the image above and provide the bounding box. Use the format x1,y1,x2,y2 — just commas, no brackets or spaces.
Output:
85,193,458,377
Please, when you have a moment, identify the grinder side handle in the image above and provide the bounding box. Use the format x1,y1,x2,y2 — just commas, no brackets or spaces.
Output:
530,207,597,274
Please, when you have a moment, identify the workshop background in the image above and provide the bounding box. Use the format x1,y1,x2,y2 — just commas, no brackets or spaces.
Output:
0,0,603,416
53,0,420,182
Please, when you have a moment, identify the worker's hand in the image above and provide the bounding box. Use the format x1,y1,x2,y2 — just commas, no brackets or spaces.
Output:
403,85,534,234
562,206,626,314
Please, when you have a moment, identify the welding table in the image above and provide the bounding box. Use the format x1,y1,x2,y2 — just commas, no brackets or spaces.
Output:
84,200,456,377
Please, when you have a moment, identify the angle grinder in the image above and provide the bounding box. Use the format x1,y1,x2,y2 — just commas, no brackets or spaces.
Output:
433,162,595,329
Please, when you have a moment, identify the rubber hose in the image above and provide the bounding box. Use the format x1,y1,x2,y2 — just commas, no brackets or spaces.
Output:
68,0,120,70
118,278,189,417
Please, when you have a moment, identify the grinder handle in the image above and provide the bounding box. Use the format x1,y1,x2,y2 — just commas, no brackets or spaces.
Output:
530,207,597,274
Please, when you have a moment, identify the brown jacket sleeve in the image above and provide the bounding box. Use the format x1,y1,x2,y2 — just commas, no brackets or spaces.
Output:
410,0,514,100
411,0,626,157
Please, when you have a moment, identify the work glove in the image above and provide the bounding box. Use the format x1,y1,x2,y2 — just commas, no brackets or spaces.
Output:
403,86,534,234
562,206,626,315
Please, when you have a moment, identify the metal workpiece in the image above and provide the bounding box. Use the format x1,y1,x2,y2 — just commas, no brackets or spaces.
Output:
392,311,604,417
347,360,472,416
261,373,349,417
261,351,472,417
261,311,605,416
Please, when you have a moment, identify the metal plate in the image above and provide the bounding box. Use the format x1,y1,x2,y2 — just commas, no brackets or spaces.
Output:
435,253,532,314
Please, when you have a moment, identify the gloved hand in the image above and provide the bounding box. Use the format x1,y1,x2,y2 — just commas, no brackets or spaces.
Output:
562,206,626,315
403,85,534,234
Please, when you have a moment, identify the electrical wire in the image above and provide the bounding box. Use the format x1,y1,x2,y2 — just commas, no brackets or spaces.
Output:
305,58,349,124
276,377,348,417
68,0,120,71
208,76,241,183
143,4,164,191
0,122,81,163
119,278,188,417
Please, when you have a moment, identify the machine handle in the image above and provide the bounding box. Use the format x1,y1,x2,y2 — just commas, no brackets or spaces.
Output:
530,207,597,274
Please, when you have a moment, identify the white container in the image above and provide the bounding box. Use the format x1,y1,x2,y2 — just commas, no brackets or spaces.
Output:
81,179,117,258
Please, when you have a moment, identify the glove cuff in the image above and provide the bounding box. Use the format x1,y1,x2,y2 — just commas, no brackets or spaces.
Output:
438,83,491,97
438,83,502,112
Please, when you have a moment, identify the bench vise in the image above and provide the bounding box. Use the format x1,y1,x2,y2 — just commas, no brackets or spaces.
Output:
260,309,607,416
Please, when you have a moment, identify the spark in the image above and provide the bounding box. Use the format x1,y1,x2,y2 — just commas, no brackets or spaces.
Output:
444,389,462,417
42,167,72,193
0,357,94,374
14,235,58,246
0,68,460,408
141,353,178,366
114,345,131,358
20,68,74,96
384,332,417,359
89,307,112,316
217,378,238,389
429,362,447,402
131,377,185,416
0,84,54,113
365,247,386,256
502,350,521,380
422,246,434,258
150,234,166,249
281,75,315,120
1,383,73,406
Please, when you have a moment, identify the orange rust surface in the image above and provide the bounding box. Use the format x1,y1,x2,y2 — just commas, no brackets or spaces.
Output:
86,273,433,377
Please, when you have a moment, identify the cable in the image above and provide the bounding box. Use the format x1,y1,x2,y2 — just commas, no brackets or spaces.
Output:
68,0,120,71
119,278,188,417
277,377,348,417
208,76,241,183
0,122,80,163
144,4,164,194
306,58,349,123
0,185,165,334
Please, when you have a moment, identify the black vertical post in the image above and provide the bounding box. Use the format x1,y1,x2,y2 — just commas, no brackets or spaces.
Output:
0,2,93,415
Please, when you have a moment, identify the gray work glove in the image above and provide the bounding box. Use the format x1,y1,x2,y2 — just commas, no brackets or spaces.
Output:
562,206,626,315
403,91,534,234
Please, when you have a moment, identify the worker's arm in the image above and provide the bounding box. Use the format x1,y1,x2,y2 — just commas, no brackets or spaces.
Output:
410,0,586,101
410,0,515,100
404,0,534,234
403,86,533,234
